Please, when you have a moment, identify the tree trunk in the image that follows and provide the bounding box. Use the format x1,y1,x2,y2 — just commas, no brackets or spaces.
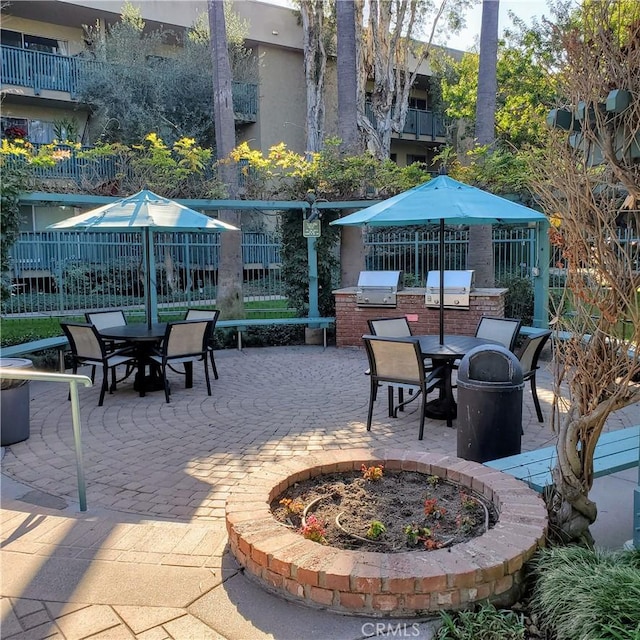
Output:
337,0,365,286
299,0,326,154
468,0,499,287
208,0,243,319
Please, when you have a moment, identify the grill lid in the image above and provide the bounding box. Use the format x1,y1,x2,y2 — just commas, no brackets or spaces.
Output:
426,270,474,293
357,271,403,288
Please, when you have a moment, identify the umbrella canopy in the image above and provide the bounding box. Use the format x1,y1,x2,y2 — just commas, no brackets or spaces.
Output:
331,175,547,227
331,175,548,342
48,190,239,328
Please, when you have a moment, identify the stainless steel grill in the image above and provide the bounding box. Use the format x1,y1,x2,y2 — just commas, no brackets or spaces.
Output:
356,271,403,307
425,270,475,308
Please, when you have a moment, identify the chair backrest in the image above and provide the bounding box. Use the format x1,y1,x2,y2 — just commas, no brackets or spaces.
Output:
475,316,522,351
367,317,412,337
184,308,220,328
85,310,127,331
162,320,210,359
517,330,552,376
362,335,424,384
61,322,105,360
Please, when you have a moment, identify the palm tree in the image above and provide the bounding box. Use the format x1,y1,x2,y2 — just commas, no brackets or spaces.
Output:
208,0,243,318
468,0,499,288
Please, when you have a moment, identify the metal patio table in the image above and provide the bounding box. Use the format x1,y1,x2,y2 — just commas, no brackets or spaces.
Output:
99,323,167,397
414,334,502,427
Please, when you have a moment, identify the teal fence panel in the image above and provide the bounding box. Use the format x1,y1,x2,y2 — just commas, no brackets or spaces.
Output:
364,228,537,285
5,231,283,316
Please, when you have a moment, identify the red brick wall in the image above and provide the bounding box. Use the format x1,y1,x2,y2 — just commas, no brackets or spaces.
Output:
334,288,507,347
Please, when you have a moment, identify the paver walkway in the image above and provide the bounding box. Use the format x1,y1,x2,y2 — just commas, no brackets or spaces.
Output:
1,345,637,639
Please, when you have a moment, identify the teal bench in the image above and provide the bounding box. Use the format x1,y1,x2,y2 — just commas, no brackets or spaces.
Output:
0,317,336,364
485,425,640,492
217,316,335,349
0,336,69,371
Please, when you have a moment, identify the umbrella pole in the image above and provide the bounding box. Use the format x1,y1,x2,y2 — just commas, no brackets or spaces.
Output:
143,228,158,329
439,218,445,345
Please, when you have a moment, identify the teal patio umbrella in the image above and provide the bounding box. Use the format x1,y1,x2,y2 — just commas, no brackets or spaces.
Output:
48,190,239,328
331,175,547,343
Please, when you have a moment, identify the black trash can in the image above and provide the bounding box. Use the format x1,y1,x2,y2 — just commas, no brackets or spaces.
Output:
456,345,524,463
1,357,34,446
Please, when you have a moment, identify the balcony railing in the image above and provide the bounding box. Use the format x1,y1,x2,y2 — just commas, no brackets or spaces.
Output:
1,45,257,122
365,103,447,140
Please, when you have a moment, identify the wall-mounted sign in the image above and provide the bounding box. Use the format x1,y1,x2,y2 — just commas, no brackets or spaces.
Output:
303,219,321,238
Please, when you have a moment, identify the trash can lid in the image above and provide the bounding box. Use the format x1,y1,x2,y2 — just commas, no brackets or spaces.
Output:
0,358,34,390
457,344,523,385
0,358,34,368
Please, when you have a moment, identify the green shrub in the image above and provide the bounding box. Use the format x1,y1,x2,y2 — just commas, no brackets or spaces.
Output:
497,272,534,326
436,602,525,639
530,546,640,640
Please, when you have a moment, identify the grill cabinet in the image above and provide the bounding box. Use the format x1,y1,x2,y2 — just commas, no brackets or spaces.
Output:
425,270,475,308
356,271,403,307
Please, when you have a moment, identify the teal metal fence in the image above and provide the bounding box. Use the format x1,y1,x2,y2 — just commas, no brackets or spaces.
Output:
7,227,635,317
364,228,537,285
5,231,283,317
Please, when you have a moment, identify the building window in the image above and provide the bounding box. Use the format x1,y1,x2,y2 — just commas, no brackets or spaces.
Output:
1,29,67,54
1,117,56,143
1,29,23,48
28,120,56,143
1,117,29,140
408,97,427,110
407,154,427,165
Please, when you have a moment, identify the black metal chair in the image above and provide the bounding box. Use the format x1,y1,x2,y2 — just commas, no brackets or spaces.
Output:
362,335,442,440
85,309,128,352
515,329,552,422
61,322,136,406
474,316,522,351
183,308,220,379
150,320,212,403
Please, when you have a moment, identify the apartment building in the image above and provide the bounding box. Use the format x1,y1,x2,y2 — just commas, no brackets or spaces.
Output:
1,0,451,228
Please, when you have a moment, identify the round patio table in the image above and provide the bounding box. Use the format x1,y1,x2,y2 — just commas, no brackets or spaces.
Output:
99,323,167,397
414,334,503,426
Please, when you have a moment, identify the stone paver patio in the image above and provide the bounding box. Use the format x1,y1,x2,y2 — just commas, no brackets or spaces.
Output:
1,345,637,639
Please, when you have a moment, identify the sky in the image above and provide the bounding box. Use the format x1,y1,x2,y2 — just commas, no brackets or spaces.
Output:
447,1,550,51
263,0,551,53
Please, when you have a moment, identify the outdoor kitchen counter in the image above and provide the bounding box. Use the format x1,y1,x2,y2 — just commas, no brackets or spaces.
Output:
333,286,508,348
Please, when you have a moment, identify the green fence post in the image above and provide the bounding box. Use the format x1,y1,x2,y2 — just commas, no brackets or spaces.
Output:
533,221,550,329
308,236,319,320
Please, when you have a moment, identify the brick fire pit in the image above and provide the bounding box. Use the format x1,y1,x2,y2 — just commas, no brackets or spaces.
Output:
225,448,548,617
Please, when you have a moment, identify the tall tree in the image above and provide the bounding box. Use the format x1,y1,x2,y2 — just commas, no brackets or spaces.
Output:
358,0,473,159
337,0,365,286
468,0,499,287
208,0,244,318
299,0,327,153
530,0,640,544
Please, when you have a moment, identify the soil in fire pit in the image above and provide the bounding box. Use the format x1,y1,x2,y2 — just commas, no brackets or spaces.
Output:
271,469,498,553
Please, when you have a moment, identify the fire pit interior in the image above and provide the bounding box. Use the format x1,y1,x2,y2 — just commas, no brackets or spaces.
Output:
226,448,548,617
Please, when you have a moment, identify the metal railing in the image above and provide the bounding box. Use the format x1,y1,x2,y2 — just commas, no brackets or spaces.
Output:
0,368,92,511
364,227,538,284
1,44,258,119
5,230,284,316
364,103,447,140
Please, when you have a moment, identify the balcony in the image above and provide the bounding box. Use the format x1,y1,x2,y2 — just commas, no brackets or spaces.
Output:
1,45,258,122
365,103,447,141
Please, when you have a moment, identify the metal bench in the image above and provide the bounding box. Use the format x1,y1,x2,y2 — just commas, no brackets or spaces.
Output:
484,425,640,492
217,317,335,349
0,318,336,364
0,336,70,371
